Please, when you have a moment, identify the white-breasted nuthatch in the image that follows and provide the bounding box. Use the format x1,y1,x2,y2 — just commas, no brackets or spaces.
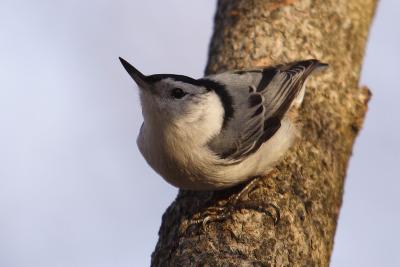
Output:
120,57,327,191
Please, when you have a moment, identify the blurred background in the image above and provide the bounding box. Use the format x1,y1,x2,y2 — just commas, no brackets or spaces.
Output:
0,1,398,266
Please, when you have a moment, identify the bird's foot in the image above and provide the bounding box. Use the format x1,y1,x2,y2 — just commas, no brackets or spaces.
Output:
187,176,280,229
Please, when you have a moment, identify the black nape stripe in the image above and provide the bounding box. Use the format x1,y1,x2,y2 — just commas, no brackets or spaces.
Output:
146,73,234,129
198,78,234,129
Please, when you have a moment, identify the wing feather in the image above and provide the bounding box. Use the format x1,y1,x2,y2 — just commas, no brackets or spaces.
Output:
207,59,328,163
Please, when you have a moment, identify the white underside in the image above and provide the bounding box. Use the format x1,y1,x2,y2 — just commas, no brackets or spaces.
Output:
137,83,304,191
137,116,298,190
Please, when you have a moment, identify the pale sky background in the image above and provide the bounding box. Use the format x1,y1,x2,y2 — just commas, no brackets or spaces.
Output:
0,1,399,266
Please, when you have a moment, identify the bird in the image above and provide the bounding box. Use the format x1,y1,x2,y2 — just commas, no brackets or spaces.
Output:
119,57,327,191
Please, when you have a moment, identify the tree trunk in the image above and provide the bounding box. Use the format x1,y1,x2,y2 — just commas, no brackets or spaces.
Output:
151,0,377,266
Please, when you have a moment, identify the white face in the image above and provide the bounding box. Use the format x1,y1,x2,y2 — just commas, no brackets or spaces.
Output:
119,59,217,127
138,77,212,124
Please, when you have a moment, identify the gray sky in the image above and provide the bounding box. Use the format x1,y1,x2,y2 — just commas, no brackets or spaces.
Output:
0,1,398,266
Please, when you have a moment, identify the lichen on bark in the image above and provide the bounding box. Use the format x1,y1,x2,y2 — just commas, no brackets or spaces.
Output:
151,0,377,266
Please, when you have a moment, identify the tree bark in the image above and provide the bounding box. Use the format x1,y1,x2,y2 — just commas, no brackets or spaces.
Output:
151,0,377,266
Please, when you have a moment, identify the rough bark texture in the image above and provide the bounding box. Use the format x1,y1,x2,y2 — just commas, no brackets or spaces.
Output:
151,0,377,266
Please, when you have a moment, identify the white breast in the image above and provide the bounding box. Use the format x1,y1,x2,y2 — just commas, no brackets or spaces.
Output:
137,92,299,190
137,92,226,189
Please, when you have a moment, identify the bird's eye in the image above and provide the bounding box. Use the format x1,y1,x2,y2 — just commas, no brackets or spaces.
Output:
171,88,187,99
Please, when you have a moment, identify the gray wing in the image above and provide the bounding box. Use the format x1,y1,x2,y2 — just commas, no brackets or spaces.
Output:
207,59,327,163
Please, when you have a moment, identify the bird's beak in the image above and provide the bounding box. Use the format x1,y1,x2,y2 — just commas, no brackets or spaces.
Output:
119,57,148,89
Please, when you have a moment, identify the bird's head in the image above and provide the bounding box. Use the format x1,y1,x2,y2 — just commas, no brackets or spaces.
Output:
119,57,224,132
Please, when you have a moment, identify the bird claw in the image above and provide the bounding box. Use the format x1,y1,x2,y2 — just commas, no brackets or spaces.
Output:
187,206,228,230
187,177,280,229
234,201,280,225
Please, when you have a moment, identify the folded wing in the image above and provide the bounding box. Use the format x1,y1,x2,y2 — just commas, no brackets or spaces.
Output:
207,59,327,163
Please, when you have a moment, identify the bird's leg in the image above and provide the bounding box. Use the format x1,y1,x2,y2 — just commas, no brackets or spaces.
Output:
225,176,280,225
187,175,280,229
227,176,261,205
